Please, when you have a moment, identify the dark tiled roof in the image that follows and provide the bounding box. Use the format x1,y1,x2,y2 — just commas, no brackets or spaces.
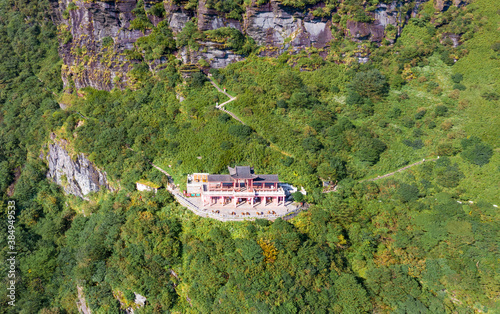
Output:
207,174,233,182
207,167,279,183
228,166,257,179
254,175,279,182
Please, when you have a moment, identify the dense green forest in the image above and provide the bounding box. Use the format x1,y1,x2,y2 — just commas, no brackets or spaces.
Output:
0,0,499,312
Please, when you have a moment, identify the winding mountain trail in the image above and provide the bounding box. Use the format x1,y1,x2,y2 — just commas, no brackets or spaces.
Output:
209,76,235,101
360,158,438,182
207,76,299,159
208,76,245,124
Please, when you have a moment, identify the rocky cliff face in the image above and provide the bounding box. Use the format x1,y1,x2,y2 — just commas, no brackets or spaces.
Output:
50,0,465,91
53,0,149,90
243,0,332,56
46,139,112,199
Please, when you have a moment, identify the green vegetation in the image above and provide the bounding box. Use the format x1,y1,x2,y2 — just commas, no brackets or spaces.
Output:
148,2,165,17
205,27,257,55
206,0,244,19
130,0,153,32
135,21,176,60
176,20,204,50
0,0,499,312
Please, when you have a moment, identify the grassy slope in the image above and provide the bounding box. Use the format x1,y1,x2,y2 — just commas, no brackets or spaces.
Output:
454,0,500,145
451,0,500,202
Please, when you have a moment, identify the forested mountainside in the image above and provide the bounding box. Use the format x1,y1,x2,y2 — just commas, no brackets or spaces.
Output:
0,0,499,312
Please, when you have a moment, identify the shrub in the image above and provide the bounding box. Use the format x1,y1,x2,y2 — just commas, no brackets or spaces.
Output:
101,36,114,47
435,158,464,188
277,99,288,109
398,183,419,202
220,141,233,150
228,125,252,138
481,92,499,101
415,110,426,120
149,2,165,17
346,91,364,105
413,128,424,137
403,139,424,149
292,191,304,203
288,91,313,109
461,136,493,166
387,107,402,119
329,156,348,180
302,137,323,153
378,119,388,128
441,120,453,131
176,21,204,49
130,0,153,32
209,68,225,83
356,138,387,165
453,83,466,91
437,143,457,156
190,72,208,89
198,58,209,67
124,290,135,303
218,113,231,123
491,42,500,52
348,69,389,99
437,165,464,188
205,27,256,55
402,118,415,128
449,90,460,99
451,73,463,83
280,157,294,167
434,105,448,117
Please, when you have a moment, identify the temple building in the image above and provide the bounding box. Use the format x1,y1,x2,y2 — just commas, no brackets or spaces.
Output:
186,166,287,208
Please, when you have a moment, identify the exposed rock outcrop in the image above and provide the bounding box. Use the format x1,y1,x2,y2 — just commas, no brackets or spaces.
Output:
55,0,159,90
346,20,385,43
51,0,467,90
165,2,194,33
441,32,462,47
345,0,429,43
435,0,468,11
46,139,112,199
177,42,244,69
76,286,91,314
244,0,332,56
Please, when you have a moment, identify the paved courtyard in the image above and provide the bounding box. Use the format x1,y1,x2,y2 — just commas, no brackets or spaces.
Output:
198,197,292,215
173,192,300,221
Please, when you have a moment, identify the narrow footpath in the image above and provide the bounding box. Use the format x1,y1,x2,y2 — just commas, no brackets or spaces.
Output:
361,158,438,182
208,77,245,124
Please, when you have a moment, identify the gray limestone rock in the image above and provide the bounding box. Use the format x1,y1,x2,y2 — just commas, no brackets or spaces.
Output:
50,0,465,91
46,141,112,199
177,43,244,69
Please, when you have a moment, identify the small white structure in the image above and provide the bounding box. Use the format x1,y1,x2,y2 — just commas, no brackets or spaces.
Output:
300,186,307,195
134,293,147,307
186,173,209,196
136,181,159,193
